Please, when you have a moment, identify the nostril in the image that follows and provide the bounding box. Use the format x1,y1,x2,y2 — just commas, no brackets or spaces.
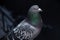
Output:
38,8,43,12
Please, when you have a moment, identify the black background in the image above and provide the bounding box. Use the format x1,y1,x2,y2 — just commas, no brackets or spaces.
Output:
0,0,60,40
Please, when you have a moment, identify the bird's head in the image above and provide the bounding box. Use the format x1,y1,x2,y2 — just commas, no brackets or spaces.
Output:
28,5,42,13
27,5,43,27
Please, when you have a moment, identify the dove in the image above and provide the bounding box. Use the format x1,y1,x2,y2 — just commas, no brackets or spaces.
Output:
13,5,43,40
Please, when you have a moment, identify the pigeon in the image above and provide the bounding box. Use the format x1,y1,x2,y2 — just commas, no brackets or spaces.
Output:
13,5,43,40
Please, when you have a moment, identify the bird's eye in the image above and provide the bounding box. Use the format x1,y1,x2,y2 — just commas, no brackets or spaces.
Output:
33,8,38,10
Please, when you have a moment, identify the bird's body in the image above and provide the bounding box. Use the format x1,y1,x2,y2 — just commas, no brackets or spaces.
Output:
13,5,43,40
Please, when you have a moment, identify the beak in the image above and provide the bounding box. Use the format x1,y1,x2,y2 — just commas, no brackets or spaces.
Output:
38,8,43,12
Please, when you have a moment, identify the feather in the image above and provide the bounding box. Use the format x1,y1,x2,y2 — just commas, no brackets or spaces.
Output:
13,5,43,40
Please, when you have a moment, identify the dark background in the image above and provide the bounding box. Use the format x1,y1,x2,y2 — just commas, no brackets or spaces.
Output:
0,0,60,40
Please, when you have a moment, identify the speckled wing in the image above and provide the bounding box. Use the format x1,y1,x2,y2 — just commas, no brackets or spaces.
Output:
13,19,40,40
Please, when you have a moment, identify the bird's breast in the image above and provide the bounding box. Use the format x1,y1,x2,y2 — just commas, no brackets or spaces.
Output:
13,19,41,40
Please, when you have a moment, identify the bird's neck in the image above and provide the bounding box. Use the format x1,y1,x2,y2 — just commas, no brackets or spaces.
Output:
28,12,40,25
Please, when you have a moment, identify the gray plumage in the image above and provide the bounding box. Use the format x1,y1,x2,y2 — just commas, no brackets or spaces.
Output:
13,5,43,40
